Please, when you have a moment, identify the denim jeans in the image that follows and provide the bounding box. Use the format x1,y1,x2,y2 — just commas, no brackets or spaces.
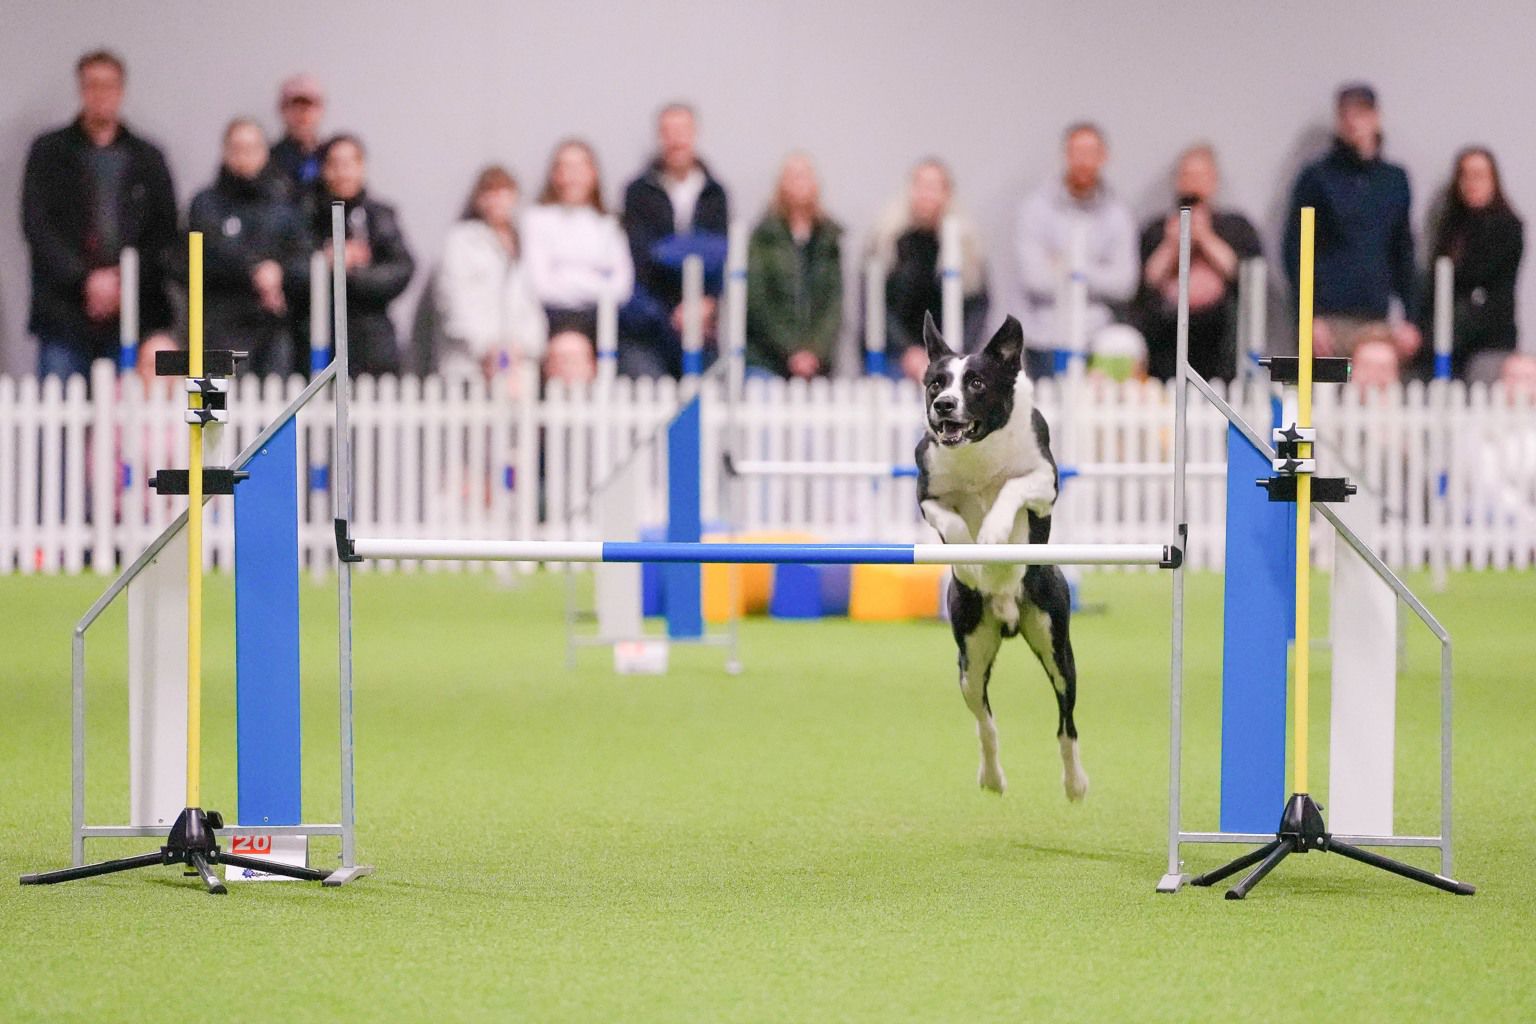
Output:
37,336,96,381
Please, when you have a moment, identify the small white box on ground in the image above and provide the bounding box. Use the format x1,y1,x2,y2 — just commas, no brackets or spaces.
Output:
223,835,310,882
614,640,669,675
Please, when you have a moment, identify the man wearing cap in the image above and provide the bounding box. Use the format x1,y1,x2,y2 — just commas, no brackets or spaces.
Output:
1284,83,1420,370
270,74,326,195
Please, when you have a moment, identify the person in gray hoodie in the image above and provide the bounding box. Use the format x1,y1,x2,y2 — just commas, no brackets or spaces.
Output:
1015,122,1138,379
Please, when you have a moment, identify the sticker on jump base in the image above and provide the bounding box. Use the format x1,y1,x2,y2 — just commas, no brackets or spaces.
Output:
614,639,669,675
224,835,310,882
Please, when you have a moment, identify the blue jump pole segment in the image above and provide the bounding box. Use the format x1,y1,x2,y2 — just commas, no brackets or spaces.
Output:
664,396,704,638
1218,422,1294,834
864,350,887,376
234,417,303,827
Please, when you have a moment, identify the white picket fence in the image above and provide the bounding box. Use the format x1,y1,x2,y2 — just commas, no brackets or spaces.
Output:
1,361,1533,575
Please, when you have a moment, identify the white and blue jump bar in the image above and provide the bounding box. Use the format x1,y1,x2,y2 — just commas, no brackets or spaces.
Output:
346,537,1178,568
726,459,1225,482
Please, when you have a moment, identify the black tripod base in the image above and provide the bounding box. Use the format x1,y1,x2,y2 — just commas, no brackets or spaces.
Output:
20,807,329,894
1189,793,1476,900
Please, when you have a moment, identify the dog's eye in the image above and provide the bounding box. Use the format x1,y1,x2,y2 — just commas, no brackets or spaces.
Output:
927,382,942,395
967,379,986,393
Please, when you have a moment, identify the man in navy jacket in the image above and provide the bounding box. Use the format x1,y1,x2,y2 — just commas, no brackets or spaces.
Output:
1284,83,1421,369
618,103,730,378
22,50,178,379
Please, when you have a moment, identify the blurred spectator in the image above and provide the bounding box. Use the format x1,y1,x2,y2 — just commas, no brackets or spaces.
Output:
434,166,551,380
22,50,176,379
1425,147,1523,381
619,103,730,378
292,134,414,376
1134,144,1262,382
745,153,843,379
1500,352,1536,401
270,74,326,195
867,158,988,382
186,118,305,378
522,139,633,369
1284,83,1420,365
1350,330,1402,391
1016,122,1139,379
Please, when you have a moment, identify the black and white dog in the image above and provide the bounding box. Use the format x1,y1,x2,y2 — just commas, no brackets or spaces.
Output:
915,312,1087,801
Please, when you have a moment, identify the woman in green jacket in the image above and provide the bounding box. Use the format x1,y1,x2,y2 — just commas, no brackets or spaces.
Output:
746,153,843,378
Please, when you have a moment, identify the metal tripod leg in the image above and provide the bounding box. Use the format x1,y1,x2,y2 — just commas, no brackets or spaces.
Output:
188,852,227,894
1328,840,1476,896
1226,840,1293,900
1188,839,1283,889
20,851,165,886
219,854,330,882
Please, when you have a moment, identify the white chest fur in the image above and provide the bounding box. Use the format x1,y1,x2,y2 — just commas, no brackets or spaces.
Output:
924,404,1048,535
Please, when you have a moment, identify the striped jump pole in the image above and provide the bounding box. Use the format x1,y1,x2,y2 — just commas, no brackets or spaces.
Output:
342,536,1178,568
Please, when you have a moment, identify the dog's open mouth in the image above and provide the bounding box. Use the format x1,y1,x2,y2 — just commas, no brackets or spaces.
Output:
932,419,980,447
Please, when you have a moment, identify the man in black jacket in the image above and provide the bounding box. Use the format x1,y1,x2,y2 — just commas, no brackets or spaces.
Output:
619,103,730,378
22,50,177,378
187,118,306,377
1284,83,1421,372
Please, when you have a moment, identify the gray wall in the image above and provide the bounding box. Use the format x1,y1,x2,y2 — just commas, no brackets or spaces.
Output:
4,0,1534,375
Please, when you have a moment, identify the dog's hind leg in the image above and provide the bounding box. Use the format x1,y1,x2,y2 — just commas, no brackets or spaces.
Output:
950,578,1007,794
1020,566,1088,801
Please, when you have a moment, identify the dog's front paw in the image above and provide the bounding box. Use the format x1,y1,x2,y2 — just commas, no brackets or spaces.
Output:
975,519,1014,548
1023,498,1055,520
979,758,1007,795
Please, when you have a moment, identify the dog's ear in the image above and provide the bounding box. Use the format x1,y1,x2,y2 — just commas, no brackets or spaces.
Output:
922,311,951,363
983,315,1025,369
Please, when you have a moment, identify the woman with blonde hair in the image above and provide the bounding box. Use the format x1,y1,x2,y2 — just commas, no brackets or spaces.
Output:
435,164,550,380
866,157,988,380
520,139,633,382
745,151,843,378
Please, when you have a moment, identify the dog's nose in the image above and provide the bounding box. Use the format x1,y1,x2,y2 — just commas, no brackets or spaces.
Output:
933,396,957,416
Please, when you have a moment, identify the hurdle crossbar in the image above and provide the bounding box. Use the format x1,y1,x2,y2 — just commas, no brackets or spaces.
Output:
345,536,1178,568
724,458,1226,481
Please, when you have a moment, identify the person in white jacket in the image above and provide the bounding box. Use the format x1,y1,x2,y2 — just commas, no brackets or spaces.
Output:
521,139,634,377
1015,122,1139,379
435,165,551,382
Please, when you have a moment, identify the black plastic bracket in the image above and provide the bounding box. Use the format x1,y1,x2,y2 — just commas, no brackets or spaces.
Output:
335,519,362,563
148,468,249,495
155,349,245,377
1161,523,1187,569
1257,476,1356,503
1257,356,1352,384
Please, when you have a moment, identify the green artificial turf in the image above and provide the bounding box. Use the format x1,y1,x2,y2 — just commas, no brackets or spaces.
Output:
2,568,1532,1022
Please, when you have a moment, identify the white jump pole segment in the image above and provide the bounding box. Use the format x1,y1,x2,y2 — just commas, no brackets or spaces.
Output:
596,286,619,382
1328,490,1398,836
725,222,747,407
1064,222,1089,372
1433,256,1453,381
1158,207,1192,893
681,254,705,388
1239,257,1267,376
309,250,330,374
348,538,1174,567
1431,256,1453,592
127,532,188,827
330,202,362,874
118,247,139,373
940,215,962,351
864,257,887,375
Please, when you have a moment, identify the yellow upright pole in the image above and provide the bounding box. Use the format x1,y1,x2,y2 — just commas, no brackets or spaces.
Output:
186,232,204,808
1293,208,1315,795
